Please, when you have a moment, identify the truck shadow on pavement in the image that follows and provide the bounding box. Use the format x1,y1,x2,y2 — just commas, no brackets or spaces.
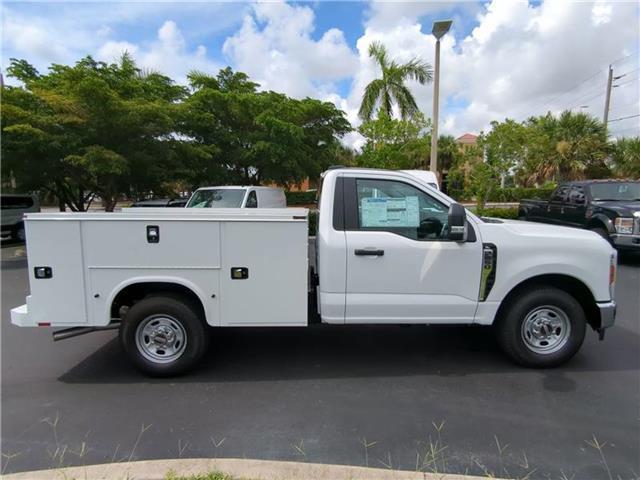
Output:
58,320,640,385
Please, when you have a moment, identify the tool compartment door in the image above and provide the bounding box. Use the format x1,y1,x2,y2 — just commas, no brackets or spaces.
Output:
26,220,88,325
220,220,307,326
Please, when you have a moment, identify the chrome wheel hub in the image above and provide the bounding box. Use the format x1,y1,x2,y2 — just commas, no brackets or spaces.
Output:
521,306,571,354
135,315,187,363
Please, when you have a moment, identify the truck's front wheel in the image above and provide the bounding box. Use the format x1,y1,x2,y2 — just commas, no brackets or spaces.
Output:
496,287,586,368
119,296,209,376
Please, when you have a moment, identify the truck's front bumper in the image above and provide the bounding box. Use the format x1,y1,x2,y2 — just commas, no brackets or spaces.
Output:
611,233,640,250
597,301,616,330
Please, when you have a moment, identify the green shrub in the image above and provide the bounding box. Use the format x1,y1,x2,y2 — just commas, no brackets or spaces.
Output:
476,206,519,219
486,187,555,202
448,186,555,203
285,190,317,205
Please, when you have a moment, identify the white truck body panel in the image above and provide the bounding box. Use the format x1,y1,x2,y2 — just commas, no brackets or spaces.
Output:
14,209,308,328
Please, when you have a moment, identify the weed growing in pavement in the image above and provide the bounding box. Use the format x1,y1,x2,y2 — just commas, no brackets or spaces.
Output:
4,415,637,480
1,451,23,475
359,437,377,468
128,423,152,462
210,436,226,458
291,439,307,461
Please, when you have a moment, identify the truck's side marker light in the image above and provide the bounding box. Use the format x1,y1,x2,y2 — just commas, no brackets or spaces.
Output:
479,244,497,301
34,267,52,279
38,322,51,327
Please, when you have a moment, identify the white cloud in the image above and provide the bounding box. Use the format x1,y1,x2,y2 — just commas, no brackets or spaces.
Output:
97,41,139,60
223,1,358,98
94,21,220,84
1,2,244,81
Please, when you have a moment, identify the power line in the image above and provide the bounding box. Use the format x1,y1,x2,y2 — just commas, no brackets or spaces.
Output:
608,113,640,123
510,68,605,120
611,50,639,66
565,89,606,111
509,52,638,122
613,77,639,88
609,105,640,116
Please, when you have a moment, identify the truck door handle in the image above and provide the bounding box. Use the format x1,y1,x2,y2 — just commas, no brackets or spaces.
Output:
354,249,384,256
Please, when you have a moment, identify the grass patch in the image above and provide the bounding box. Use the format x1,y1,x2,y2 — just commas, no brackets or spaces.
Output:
165,470,237,480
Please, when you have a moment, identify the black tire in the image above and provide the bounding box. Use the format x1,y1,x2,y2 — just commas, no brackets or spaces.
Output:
496,287,586,368
590,226,612,244
119,295,209,377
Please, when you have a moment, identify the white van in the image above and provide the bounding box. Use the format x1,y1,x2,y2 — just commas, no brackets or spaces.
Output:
186,186,286,209
401,170,439,190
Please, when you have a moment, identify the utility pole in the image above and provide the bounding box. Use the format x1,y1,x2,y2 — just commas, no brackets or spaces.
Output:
603,65,613,133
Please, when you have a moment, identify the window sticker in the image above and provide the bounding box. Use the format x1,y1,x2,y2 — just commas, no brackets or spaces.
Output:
360,196,419,227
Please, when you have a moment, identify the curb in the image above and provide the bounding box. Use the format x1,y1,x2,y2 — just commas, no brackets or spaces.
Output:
2,458,507,480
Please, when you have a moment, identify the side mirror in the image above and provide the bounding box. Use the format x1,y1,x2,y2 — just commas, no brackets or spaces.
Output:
448,203,467,242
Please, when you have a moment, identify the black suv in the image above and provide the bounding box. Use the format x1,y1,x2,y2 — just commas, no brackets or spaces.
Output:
519,180,640,251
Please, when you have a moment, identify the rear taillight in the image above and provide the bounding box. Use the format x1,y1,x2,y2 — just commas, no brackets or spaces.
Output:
609,254,616,299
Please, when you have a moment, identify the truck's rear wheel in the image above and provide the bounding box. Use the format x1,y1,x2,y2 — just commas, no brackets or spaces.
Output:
119,296,208,376
496,287,586,368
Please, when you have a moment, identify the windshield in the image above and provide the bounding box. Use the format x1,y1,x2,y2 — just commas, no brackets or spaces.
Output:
186,189,246,208
589,182,640,201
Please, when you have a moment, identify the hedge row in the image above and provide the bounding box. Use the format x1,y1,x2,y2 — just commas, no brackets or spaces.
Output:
285,190,317,205
448,187,556,203
475,207,520,219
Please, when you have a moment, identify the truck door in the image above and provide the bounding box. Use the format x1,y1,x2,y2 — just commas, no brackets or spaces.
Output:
342,176,482,324
565,185,587,226
548,185,569,224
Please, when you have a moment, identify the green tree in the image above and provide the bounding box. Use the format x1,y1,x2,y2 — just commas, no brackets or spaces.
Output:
611,137,640,178
480,119,528,186
436,134,461,173
2,54,187,210
358,41,432,121
521,111,609,183
181,69,351,187
356,112,430,170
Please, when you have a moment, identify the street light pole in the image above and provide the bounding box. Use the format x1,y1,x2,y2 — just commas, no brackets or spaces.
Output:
429,38,441,173
429,20,452,175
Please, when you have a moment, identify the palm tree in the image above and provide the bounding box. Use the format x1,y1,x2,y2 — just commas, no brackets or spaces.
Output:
359,41,433,122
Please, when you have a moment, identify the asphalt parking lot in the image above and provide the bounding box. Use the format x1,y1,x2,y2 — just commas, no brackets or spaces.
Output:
1,246,639,479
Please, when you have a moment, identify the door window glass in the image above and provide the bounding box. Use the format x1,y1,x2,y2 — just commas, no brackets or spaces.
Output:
355,179,449,241
551,186,569,202
245,191,258,208
568,186,585,205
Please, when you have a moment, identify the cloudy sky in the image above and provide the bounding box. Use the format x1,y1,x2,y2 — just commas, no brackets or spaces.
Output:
2,0,639,147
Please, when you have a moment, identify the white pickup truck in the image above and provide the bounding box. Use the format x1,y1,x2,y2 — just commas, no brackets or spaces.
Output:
11,168,617,376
